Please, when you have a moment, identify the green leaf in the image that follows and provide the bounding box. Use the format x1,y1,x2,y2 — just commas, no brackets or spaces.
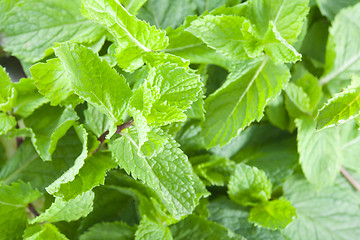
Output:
295,118,342,189
246,0,309,44
202,56,290,148
0,181,41,240
263,21,302,64
135,215,173,240
208,197,285,240
82,0,168,71
120,0,148,15
282,175,360,240
0,0,105,62
110,128,197,219
186,15,263,59
165,26,233,70
170,215,245,240
0,112,16,135
12,78,49,118
316,75,360,129
79,221,136,240
23,224,69,240
137,0,197,29
55,42,132,123
191,155,235,186
30,58,78,106
249,199,296,230
0,66,16,112
47,152,117,201
316,0,359,20
0,128,84,190
24,104,79,161
265,94,291,131
130,62,202,126
320,3,360,84
228,163,272,207
29,191,94,224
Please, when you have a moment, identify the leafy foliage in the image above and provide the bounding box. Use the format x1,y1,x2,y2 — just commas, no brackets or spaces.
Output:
1,0,360,239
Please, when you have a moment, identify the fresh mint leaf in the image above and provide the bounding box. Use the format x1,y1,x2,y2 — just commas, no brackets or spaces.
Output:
316,0,359,20
82,0,169,71
0,0,105,62
29,191,94,224
248,199,296,230
120,0,148,15
55,42,132,124
79,221,136,240
0,112,16,135
23,224,68,240
202,56,290,148
316,75,360,129
320,3,360,85
0,66,16,112
110,128,197,219
30,59,79,107
228,163,272,207
135,215,172,240
170,215,246,240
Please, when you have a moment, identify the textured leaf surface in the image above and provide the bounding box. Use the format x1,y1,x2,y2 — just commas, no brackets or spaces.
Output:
320,3,360,84
228,163,272,207
110,129,197,219
316,75,360,129
283,175,360,240
47,152,117,201
249,199,296,230
135,216,172,240
120,0,148,15
296,118,342,189
82,0,168,71
170,215,245,240
208,197,285,240
30,59,76,106
0,181,41,240
0,0,105,62
130,62,202,127
0,113,16,135
23,224,68,240
84,105,112,138
24,105,78,161
12,78,48,118
246,0,309,44
55,42,132,123
202,56,290,147
30,191,94,224
187,15,262,59
79,221,136,240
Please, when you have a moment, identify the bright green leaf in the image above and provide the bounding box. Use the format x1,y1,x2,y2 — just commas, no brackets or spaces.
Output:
249,199,296,230
228,163,272,207
316,75,360,129
316,0,359,20
0,0,105,62
23,224,69,240
0,113,16,135
82,0,168,71
202,56,290,148
135,215,173,240
29,191,94,224
0,66,16,112
55,42,132,123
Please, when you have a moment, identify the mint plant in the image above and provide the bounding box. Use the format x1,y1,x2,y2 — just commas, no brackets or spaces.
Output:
1,0,360,239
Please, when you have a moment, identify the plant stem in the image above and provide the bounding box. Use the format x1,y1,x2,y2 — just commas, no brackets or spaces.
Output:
92,119,134,154
340,166,360,192
28,203,39,217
